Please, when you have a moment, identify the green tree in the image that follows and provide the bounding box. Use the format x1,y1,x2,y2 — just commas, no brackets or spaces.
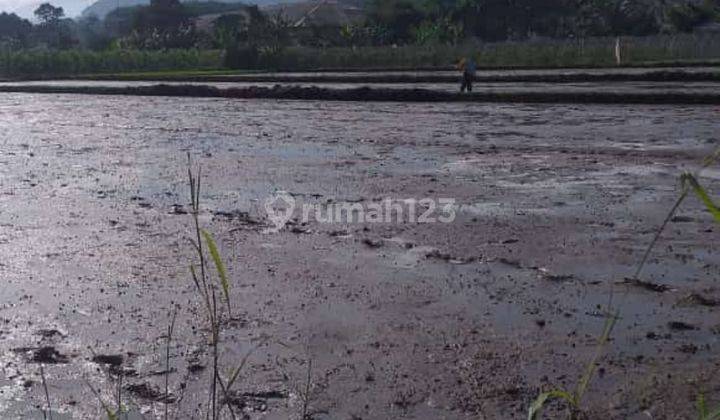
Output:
215,7,293,68
213,13,247,49
128,0,196,49
576,0,660,36
0,13,32,48
667,0,720,32
33,3,75,49
34,3,64,25
366,0,426,43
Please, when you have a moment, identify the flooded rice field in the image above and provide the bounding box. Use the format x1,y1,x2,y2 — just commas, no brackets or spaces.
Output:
4,80,720,95
0,93,718,419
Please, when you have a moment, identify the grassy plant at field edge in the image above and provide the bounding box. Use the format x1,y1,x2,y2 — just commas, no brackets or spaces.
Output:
85,379,120,420
698,394,720,420
39,364,52,420
527,312,618,420
187,154,274,420
164,308,177,420
529,149,719,419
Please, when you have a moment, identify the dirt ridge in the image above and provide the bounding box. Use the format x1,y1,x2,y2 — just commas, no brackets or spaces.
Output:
2,83,720,104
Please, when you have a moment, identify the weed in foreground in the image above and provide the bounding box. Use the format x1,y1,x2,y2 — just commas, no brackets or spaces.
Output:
527,313,617,420
698,394,720,420
529,149,719,419
187,155,234,420
187,154,270,420
164,308,177,420
39,364,52,420
86,379,120,420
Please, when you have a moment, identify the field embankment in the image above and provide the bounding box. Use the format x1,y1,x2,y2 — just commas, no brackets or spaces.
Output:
80,69,720,84
2,82,720,104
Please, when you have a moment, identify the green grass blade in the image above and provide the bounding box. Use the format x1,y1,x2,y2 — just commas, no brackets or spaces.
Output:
575,311,618,404
528,389,576,420
699,394,709,418
201,230,231,315
225,339,267,392
701,148,720,168
682,174,720,223
189,264,201,294
631,190,688,282
708,407,720,420
85,380,118,420
98,396,117,419
190,264,213,318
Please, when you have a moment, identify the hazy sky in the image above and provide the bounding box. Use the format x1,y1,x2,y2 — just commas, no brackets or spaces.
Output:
0,0,30,12
0,0,95,18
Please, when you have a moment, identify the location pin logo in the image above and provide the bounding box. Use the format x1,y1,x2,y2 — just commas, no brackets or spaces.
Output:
264,191,296,232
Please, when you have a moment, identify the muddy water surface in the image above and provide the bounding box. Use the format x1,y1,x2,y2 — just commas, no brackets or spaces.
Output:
5,80,720,95
0,94,718,419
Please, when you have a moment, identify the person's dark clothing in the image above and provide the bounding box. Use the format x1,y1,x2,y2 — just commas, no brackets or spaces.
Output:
461,72,474,92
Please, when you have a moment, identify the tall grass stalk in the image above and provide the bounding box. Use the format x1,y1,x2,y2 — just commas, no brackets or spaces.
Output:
527,313,618,420
187,155,222,420
187,154,257,420
529,149,719,419
115,371,122,419
628,154,719,308
698,394,720,420
301,359,313,420
635,153,720,280
40,364,52,420
165,308,177,420
85,379,119,420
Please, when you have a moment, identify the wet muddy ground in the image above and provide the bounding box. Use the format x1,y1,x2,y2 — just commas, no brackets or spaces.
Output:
3,80,720,95
2,83,720,105
4,67,720,105
0,93,718,419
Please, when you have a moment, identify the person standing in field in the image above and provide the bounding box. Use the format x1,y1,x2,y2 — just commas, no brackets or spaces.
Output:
458,56,477,93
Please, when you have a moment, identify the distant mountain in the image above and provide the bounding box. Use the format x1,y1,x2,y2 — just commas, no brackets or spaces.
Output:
81,0,146,19
81,0,304,20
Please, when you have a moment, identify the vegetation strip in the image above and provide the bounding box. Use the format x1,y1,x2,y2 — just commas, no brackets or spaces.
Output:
82,70,720,84
2,83,720,104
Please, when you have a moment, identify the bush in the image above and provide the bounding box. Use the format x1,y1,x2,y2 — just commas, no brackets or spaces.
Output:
1,33,719,77
0,48,222,77
223,45,259,69
242,33,720,71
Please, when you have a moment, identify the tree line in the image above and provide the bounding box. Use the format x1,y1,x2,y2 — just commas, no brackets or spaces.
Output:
0,0,718,70
351,0,720,45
